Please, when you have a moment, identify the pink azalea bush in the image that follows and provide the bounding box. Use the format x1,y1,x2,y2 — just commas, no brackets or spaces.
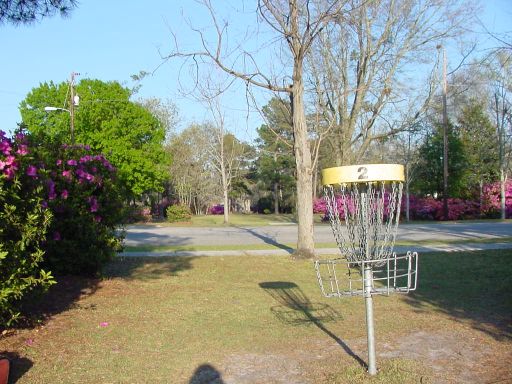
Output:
41,143,124,275
314,184,510,221
314,196,344,221
314,193,392,221
481,180,512,218
312,198,327,214
405,195,480,221
0,130,53,326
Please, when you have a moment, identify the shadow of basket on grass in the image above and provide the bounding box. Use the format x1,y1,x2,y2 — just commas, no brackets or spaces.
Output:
259,281,366,368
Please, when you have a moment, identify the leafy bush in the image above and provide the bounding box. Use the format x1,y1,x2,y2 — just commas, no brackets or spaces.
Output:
0,131,54,326
254,196,273,214
166,204,192,222
38,143,125,276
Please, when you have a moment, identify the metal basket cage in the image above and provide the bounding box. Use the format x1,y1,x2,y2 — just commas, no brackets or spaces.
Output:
314,251,418,298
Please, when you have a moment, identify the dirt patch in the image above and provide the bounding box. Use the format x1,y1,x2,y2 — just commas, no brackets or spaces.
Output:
223,353,307,384
380,330,512,383
219,329,512,384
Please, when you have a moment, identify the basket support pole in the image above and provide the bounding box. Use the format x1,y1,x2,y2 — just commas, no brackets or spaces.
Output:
363,265,377,375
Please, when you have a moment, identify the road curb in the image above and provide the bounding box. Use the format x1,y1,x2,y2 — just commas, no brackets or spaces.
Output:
120,242,512,257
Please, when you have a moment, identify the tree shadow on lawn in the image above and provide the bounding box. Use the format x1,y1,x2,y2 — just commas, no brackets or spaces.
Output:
3,256,197,382
259,281,367,369
234,226,294,252
123,227,193,248
13,257,196,326
404,250,512,341
19,274,102,326
103,255,198,281
2,275,101,383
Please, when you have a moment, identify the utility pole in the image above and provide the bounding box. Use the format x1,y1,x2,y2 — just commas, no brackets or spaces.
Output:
69,72,79,144
406,129,411,222
441,47,449,220
495,92,507,220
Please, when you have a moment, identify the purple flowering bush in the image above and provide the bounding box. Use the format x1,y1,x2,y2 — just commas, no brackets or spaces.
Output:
0,130,54,326
40,143,124,275
208,204,224,215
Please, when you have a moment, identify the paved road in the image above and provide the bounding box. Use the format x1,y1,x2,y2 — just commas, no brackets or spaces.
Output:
124,221,512,248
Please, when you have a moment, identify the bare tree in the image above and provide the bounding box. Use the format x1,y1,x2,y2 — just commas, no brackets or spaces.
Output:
203,96,248,224
165,0,347,257
168,125,219,214
308,0,475,166
489,50,512,219
138,97,179,143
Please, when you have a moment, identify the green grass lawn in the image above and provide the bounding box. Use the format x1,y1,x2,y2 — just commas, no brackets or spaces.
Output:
2,250,511,383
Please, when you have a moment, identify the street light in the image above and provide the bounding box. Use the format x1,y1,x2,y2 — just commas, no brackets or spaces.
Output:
44,95,79,144
44,106,75,144
44,106,70,113
44,72,80,144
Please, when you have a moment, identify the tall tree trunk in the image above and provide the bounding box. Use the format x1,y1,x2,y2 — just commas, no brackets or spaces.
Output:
406,163,410,222
223,186,229,223
291,70,314,258
274,181,279,214
221,161,229,224
479,179,484,219
500,169,506,220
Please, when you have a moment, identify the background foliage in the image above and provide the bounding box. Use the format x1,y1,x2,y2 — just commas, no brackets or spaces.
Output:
20,79,170,199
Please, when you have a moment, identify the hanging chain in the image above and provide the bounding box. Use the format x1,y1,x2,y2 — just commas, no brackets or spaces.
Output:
324,181,404,265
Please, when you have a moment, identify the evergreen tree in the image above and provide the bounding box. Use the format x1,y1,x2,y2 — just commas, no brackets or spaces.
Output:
457,100,499,198
255,98,295,213
412,121,467,198
0,0,77,25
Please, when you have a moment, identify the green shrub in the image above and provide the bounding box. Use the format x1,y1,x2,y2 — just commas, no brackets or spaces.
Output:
166,204,192,222
0,130,54,327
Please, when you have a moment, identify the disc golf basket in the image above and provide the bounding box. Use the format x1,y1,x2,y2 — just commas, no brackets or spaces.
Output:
314,164,418,375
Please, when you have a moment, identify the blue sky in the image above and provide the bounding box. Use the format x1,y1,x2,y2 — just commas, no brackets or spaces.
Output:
0,0,510,142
